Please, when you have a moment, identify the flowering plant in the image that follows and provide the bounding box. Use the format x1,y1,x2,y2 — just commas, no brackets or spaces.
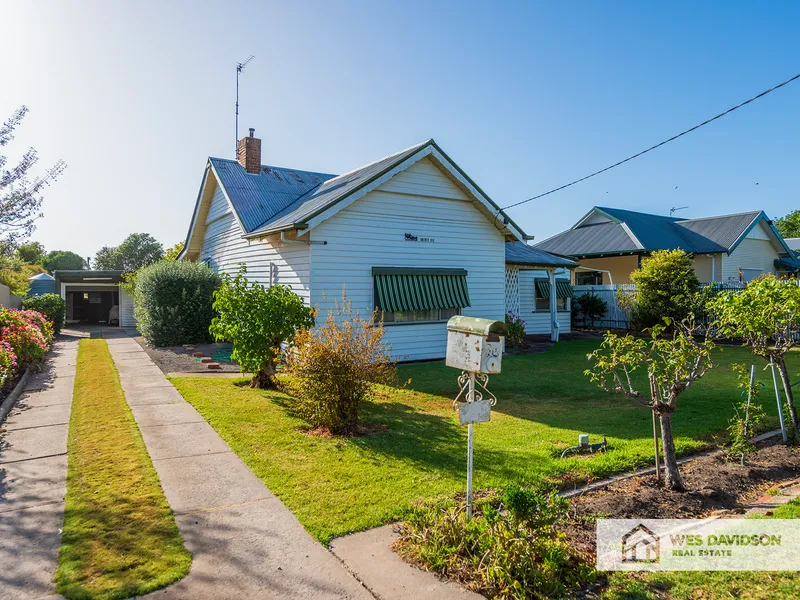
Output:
17,309,54,344
0,308,49,366
505,312,526,348
0,340,18,388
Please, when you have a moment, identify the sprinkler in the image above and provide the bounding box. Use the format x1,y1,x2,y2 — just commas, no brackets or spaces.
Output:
560,434,607,459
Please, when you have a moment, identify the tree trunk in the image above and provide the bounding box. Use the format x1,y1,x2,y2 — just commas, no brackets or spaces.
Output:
250,363,277,389
659,411,685,491
775,356,800,443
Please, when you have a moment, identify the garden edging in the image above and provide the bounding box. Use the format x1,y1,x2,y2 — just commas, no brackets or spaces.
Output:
561,428,784,499
0,367,31,424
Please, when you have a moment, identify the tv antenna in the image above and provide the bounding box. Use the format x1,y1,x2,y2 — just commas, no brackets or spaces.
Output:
235,55,255,156
670,206,689,217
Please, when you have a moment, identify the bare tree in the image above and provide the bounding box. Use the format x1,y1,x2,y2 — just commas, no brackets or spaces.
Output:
0,107,66,244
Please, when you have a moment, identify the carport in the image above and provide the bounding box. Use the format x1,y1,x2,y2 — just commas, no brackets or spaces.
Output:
53,270,136,327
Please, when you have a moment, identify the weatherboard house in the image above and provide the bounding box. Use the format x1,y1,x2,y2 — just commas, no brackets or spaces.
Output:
178,131,573,361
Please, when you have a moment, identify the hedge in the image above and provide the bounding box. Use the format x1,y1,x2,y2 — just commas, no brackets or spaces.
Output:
133,261,221,347
23,293,66,334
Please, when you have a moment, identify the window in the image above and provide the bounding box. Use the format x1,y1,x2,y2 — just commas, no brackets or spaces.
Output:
534,278,572,312
373,267,470,324
575,270,603,286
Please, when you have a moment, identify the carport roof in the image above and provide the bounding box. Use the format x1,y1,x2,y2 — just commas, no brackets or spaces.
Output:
53,270,125,283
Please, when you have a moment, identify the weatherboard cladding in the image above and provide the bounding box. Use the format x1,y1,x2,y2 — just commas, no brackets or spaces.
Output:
535,207,764,257
504,242,576,267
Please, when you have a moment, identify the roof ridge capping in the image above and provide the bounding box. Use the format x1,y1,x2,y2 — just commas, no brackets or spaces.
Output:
316,139,432,187
675,209,763,223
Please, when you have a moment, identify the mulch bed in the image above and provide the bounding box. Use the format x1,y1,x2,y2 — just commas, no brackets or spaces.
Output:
134,337,241,374
562,439,800,564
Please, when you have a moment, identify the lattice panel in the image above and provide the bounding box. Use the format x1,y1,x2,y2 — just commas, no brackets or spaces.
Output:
505,266,520,316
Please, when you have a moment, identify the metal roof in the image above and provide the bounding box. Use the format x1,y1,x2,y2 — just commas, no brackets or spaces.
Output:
53,270,125,284
209,158,336,233
28,272,55,281
504,242,576,268
535,207,771,257
785,238,800,251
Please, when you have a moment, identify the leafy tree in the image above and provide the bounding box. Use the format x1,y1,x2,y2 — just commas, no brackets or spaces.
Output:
0,107,66,245
0,258,46,295
93,245,123,270
585,319,715,491
775,210,800,239
710,275,800,442
42,250,85,272
623,249,701,330
210,266,315,389
16,241,45,265
164,241,185,262
94,233,164,272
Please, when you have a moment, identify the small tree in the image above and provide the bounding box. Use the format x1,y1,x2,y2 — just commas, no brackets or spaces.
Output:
210,266,314,389
727,364,765,465
585,319,715,491
710,275,800,442
16,241,45,265
164,241,185,261
574,292,607,327
285,296,397,434
625,249,701,330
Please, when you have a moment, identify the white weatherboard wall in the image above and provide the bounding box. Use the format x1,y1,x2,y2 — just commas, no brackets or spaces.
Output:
721,222,780,281
199,178,311,301
120,287,136,328
309,157,506,361
517,270,571,334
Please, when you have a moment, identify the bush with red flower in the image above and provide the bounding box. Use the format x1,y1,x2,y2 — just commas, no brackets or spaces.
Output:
0,307,51,367
0,340,18,388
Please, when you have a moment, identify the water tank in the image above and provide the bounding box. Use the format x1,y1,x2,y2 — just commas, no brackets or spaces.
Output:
27,272,56,296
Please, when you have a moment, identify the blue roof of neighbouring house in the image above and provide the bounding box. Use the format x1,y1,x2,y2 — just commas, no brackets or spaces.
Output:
505,242,576,268
203,139,526,241
535,206,792,257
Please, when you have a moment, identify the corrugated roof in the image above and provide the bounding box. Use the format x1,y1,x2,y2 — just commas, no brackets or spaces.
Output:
535,207,769,257
247,141,430,235
209,158,336,233
28,272,55,281
504,242,576,267
785,238,800,251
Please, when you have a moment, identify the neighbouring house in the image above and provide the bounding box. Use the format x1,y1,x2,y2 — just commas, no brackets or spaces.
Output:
178,130,571,360
535,206,800,284
31,270,135,327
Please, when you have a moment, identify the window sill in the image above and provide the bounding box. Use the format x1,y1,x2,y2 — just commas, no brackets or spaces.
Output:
378,320,450,327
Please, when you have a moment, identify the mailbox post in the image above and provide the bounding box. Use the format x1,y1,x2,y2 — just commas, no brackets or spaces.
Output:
445,316,506,520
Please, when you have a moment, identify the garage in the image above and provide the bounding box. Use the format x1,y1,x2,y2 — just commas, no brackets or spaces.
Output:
52,270,136,328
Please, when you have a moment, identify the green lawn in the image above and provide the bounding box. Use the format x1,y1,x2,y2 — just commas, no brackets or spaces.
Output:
171,340,794,545
56,340,191,599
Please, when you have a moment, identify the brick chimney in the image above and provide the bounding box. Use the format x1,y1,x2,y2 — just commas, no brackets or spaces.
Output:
237,127,261,174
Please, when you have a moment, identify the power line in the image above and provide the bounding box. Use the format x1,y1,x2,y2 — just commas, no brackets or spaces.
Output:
500,72,800,212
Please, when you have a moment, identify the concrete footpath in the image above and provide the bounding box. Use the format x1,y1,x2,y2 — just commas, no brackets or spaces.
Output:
105,337,372,600
0,339,78,600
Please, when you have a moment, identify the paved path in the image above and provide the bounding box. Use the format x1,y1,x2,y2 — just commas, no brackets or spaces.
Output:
105,337,372,600
0,339,78,600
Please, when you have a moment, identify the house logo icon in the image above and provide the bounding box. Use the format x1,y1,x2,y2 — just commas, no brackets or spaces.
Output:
621,524,660,563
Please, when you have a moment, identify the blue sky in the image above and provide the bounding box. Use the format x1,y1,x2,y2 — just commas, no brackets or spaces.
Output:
1,1,798,258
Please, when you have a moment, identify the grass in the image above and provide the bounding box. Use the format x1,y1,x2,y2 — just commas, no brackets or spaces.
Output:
171,340,797,545
55,340,191,600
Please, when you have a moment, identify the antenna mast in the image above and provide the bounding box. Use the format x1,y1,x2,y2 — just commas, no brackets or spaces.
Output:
670,206,689,217
235,55,255,156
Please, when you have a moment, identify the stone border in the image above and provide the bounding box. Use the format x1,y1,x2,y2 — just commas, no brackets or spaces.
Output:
0,367,31,425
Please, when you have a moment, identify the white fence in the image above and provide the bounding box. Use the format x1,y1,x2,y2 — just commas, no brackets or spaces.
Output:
573,284,635,329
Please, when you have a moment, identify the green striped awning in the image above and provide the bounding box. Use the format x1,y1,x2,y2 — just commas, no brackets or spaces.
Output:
534,278,574,299
373,268,471,312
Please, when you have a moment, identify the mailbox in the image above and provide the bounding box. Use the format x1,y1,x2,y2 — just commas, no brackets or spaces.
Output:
445,316,506,374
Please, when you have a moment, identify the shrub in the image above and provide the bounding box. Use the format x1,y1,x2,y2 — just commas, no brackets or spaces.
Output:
18,309,54,345
0,340,17,388
0,307,49,366
133,260,221,347
573,292,607,327
398,486,593,599
210,265,314,389
504,312,526,348
23,293,66,334
625,249,701,330
284,296,396,434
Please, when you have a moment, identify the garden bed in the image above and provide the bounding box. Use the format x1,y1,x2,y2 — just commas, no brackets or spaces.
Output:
134,336,240,373
563,438,800,564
